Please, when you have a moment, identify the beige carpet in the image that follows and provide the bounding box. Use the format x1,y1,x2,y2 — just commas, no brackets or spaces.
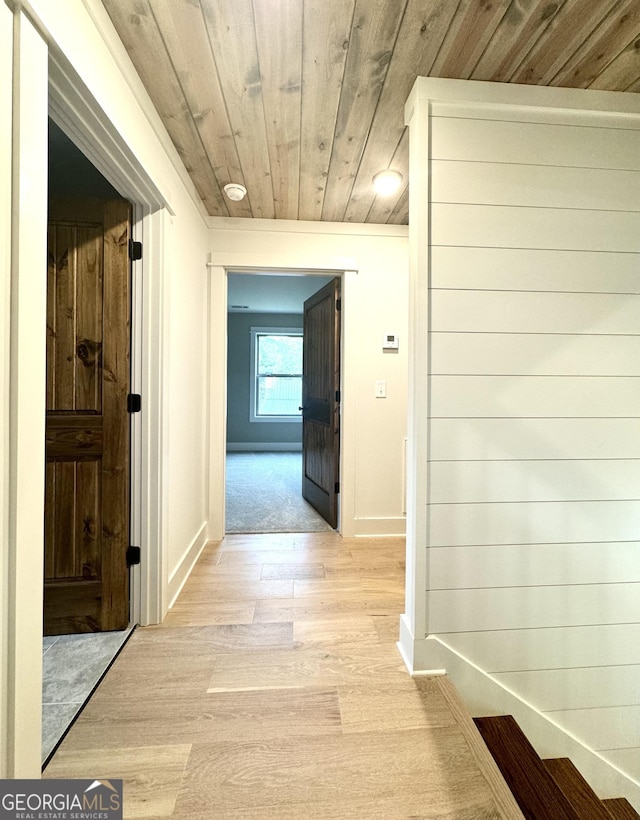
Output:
225,452,333,533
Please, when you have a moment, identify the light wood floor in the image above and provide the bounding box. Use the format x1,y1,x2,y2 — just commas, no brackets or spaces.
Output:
44,532,521,819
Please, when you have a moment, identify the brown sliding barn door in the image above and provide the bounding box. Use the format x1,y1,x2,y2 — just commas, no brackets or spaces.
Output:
44,198,131,635
301,278,341,528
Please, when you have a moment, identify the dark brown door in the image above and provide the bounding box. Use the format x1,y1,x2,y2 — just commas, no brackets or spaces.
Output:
301,278,341,528
44,198,131,634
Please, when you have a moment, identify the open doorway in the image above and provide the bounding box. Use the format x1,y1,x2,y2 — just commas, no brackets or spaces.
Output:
43,120,134,764
225,272,338,534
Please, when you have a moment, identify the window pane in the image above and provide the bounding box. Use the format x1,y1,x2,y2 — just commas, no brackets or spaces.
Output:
257,334,302,376
257,376,302,416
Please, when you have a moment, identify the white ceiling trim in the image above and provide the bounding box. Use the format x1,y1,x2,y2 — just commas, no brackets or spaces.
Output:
208,215,409,238
207,253,358,274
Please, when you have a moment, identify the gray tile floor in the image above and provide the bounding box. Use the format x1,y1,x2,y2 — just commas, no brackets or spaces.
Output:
42,628,133,764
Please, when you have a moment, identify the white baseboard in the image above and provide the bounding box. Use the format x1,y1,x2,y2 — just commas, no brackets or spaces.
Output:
351,516,406,537
166,521,209,611
226,442,302,452
397,614,416,670
401,631,640,811
397,614,445,676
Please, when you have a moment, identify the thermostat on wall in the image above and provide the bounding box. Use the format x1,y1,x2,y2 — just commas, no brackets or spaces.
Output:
382,333,399,350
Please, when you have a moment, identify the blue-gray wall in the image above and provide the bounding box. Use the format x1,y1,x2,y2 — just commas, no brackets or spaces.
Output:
226,312,303,449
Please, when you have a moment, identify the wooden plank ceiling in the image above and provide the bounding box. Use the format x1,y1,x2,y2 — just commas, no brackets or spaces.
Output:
102,0,640,225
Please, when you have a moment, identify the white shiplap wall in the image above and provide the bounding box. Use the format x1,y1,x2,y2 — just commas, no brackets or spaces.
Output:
406,79,640,798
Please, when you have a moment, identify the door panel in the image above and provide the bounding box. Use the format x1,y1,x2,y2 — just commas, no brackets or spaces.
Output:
302,278,341,528
44,198,130,635
47,223,104,412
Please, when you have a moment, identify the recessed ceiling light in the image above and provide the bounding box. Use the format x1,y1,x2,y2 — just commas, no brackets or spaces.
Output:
372,170,403,196
224,183,247,201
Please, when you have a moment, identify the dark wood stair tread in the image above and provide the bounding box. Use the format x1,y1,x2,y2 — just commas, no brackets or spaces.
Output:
602,798,640,819
474,715,580,819
543,757,612,820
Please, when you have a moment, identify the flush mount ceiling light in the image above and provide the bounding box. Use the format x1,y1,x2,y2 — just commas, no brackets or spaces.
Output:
224,182,247,201
372,170,403,196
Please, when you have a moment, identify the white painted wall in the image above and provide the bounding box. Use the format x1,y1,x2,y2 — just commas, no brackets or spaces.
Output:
162,207,210,607
402,78,640,808
2,5,48,778
0,1,13,776
3,0,212,773
208,219,409,538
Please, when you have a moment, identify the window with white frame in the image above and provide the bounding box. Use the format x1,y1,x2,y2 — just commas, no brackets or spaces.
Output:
249,327,303,422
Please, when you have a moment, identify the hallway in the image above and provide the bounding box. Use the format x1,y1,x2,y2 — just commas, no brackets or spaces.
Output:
43,532,517,818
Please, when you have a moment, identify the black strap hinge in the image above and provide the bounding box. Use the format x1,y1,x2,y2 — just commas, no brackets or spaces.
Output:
129,239,142,261
336,298,342,311
127,393,142,413
334,482,340,494
127,546,141,567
